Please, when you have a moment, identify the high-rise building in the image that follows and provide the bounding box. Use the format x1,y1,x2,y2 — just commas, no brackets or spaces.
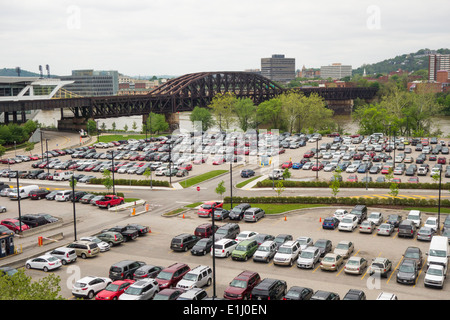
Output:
429,54,450,81
320,63,352,80
261,54,295,83
60,69,119,96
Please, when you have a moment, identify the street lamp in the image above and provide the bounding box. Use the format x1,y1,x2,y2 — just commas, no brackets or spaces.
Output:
211,207,217,299
437,168,442,235
107,150,116,195
12,171,23,234
71,175,78,240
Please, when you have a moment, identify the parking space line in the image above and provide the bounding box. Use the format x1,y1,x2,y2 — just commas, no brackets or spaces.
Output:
361,251,381,280
414,257,427,288
387,257,403,284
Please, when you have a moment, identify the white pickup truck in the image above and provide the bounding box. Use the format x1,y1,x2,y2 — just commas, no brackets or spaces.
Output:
268,169,284,180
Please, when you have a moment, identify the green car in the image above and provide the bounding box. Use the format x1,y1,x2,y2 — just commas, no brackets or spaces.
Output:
231,240,259,261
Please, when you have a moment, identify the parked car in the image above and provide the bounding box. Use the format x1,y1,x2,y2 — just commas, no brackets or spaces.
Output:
377,223,395,236
223,270,261,300
396,260,418,285
95,280,135,300
367,212,384,225
66,240,100,259
25,254,62,272
417,226,436,241
190,238,213,256
297,246,321,269
229,203,251,220
46,247,77,265
153,288,184,300
176,265,213,290
314,239,332,257
170,233,199,252
343,289,366,300
155,263,190,289
333,240,354,259
273,234,293,249
338,214,358,232
283,286,314,300
72,276,112,299
119,279,160,300
368,257,392,278
212,239,238,258
243,207,265,222
359,220,376,234
344,256,368,275
133,265,164,280
253,240,277,263
320,253,344,271
322,217,339,230
231,240,259,261
95,231,124,246
109,260,146,281
424,264,446,289
250,278,287,300
310,290,340,300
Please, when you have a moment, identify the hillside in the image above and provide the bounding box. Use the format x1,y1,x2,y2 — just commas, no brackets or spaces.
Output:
353,48,450,76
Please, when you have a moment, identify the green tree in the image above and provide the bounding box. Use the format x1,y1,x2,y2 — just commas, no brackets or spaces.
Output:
132,121,138,131
189,106,215,131
86,119,97,135
143,167,153,189
215,180,226,201
256,98,284,130
102,169,114,193
208,93,236,130
111,122,116,132
123,124,128,132
282,168,291,180
0,145,6,158
275,180,285,197
0,269,64,300
330,168,342,197
147,112,169,134
233,98,256,132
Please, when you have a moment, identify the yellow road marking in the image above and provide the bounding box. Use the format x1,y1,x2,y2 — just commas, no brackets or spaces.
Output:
387,257,403,284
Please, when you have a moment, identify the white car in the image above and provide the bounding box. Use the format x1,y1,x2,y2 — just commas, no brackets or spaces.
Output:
338,214,358,232
407,210,422,228
367,212,384,225
212,239,238,258
235,231,259,243
333,209,348,221
273,240,301,266
297,246,320,269
296,236,313,250
346,164,358,173
25,255,62,272
176,265,212,289
72,276,112,299
0,205,6,213
119,279,159,300
80,236,111,252
154,167,167,176
424,264,446,289
424,217,439,232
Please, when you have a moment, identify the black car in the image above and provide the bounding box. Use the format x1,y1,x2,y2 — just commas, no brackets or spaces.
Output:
109,260,146,281
18,214,48,228
36,213,59,223
403,246,423,270
240,169,255,178
343,289,366,300
29,188,51,200
274,234,293,249
310,290,340,300
125,224,149,236
170,233,199,252
133,265,163,280
387,214,403,228
213,208,230,220
254,233,275,245
69,191,88,202
396,260,418,285
190,238,213,256
229,203,251,220
283,286,314,300
250,278,287,300
102,226,139,242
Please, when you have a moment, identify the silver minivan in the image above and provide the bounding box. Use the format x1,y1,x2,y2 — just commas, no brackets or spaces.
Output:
46,247,77,265
244,207,265,222
55,190,72,202
253,240,277,263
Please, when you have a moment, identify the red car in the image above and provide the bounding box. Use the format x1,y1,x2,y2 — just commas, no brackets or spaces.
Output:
95,279,135,300
223,271,261,300
212,157,225,165
197,201,223,218
381,166,392,174
179,163,193,171
1,219,30,233
392,178,401,183
438,157,447,164
347,175,358,182
303,151,315,158
408,177,419,184
312,163,324,171
281,161,292,169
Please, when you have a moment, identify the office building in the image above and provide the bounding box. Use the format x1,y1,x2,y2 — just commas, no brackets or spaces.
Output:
60,69,119,96
320,63,352,80
261,54,295,83
429,54,450,81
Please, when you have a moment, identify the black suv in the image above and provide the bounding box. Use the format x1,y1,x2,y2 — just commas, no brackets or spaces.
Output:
350,205,367,223
343,289,366,300
250,278,287,300
170,233,199,252
18,214,48,228
109,260,146,280
102,226,139,242
229,203,251,220
214,223,240,241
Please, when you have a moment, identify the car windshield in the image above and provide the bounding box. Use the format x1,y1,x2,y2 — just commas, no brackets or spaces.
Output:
156,271,173,280
342,218,353,224
230,279,247,288
369,213,379,218
215,229,227,235
300,251,313,259
405,251,419,259
315,241,326,248
183,273,198,281
336,244,348,250
409,214,419,220
427,267,443,276
429,249,447,258
202,205,212,209
235,245,248,251
105,283,120,292
258,246,270,252
399,264,415,273
323,256,335,262
278,247,292,254
124,286,143,295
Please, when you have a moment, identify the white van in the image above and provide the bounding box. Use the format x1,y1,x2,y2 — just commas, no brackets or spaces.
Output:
407,210,422,228
53,171,73,181
426,236,449,271
55,190,72,202
9,185,39,200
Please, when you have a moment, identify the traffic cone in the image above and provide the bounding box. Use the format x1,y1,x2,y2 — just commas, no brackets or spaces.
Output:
319,217,322,222
284,216,287,221
182,213,185,219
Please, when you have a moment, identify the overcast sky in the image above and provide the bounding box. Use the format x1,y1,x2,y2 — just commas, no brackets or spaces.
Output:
1,0,449,77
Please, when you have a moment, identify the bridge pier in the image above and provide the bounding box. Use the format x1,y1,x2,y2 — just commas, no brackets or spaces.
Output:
165,112,180,131
326,99,354,115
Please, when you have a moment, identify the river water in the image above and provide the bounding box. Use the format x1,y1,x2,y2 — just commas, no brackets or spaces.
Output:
32,110,450,138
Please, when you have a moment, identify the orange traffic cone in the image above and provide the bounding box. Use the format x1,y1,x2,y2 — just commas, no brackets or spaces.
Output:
284,216,287,221
182,213,185,219
319,217,322,222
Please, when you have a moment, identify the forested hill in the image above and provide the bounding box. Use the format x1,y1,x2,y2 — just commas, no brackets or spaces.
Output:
353,48,450,76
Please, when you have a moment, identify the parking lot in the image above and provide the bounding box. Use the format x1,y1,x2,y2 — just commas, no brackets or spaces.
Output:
6,193,448,300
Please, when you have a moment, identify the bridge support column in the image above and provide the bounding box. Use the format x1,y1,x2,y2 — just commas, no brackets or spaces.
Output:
165,112,179,131
326,99,354,115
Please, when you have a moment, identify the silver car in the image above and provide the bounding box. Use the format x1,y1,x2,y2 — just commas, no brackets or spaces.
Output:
243,207,265,222
0,205,6,213
253,240,277,263
344,256,368,275
297,246,320,269
119,279,159,300
377,223,395,236
359,220,376,234
417,226,435,241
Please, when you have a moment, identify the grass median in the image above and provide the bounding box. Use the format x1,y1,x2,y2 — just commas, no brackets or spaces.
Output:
181,170,228,188
222,203,325,215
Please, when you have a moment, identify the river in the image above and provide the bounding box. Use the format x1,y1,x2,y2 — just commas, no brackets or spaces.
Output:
32,110,450,138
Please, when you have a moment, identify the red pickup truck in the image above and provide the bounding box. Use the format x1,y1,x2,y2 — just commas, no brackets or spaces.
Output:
96,195,124,209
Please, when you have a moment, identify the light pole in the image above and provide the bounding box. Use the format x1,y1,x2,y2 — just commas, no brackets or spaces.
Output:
438,168,442,235
211,207,217,299
13,171,23,234
71,175,77,240
108,150,116,195
315,137,319,181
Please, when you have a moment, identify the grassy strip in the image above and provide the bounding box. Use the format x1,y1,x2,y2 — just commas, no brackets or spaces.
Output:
184,202,203,208
181,170,228,188
222,203,325,215
236,175,261,188
404,207,450,214
164,208,185,216
124,198,140,203
98,134,148,143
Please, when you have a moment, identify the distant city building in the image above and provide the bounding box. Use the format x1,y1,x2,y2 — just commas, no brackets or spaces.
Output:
261,54,295,83
409,70,450,93
244,69,261,75
428,54,450,81
320,63,352,80
297,65,320,78
118,78,160,95
60,69,119,96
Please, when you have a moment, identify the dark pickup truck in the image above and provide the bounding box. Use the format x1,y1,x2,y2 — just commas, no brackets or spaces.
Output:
102,226,138,242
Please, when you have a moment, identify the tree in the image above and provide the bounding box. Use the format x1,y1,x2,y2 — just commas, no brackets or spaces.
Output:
189,106,214,131
233,98,256,132
215,180,226,201
282,168,291,180
330,168,342,197
0,145,6,158
111,122,116,132
86,119,97,135
0,268,64,300
389,182,399,203
102,169,114,192
123,124,128,132
132,121,138,131
256,98,284,130
24,142,34,155
147,112,169,134
143,167,153,189
279,92,303,133
208,93,236,130
275,180,285,197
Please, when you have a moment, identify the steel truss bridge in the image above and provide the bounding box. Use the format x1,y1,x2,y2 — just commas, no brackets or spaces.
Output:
0,71,378,123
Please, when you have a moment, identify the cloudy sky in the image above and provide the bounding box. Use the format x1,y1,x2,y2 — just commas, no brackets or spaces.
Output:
1,0,449,77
